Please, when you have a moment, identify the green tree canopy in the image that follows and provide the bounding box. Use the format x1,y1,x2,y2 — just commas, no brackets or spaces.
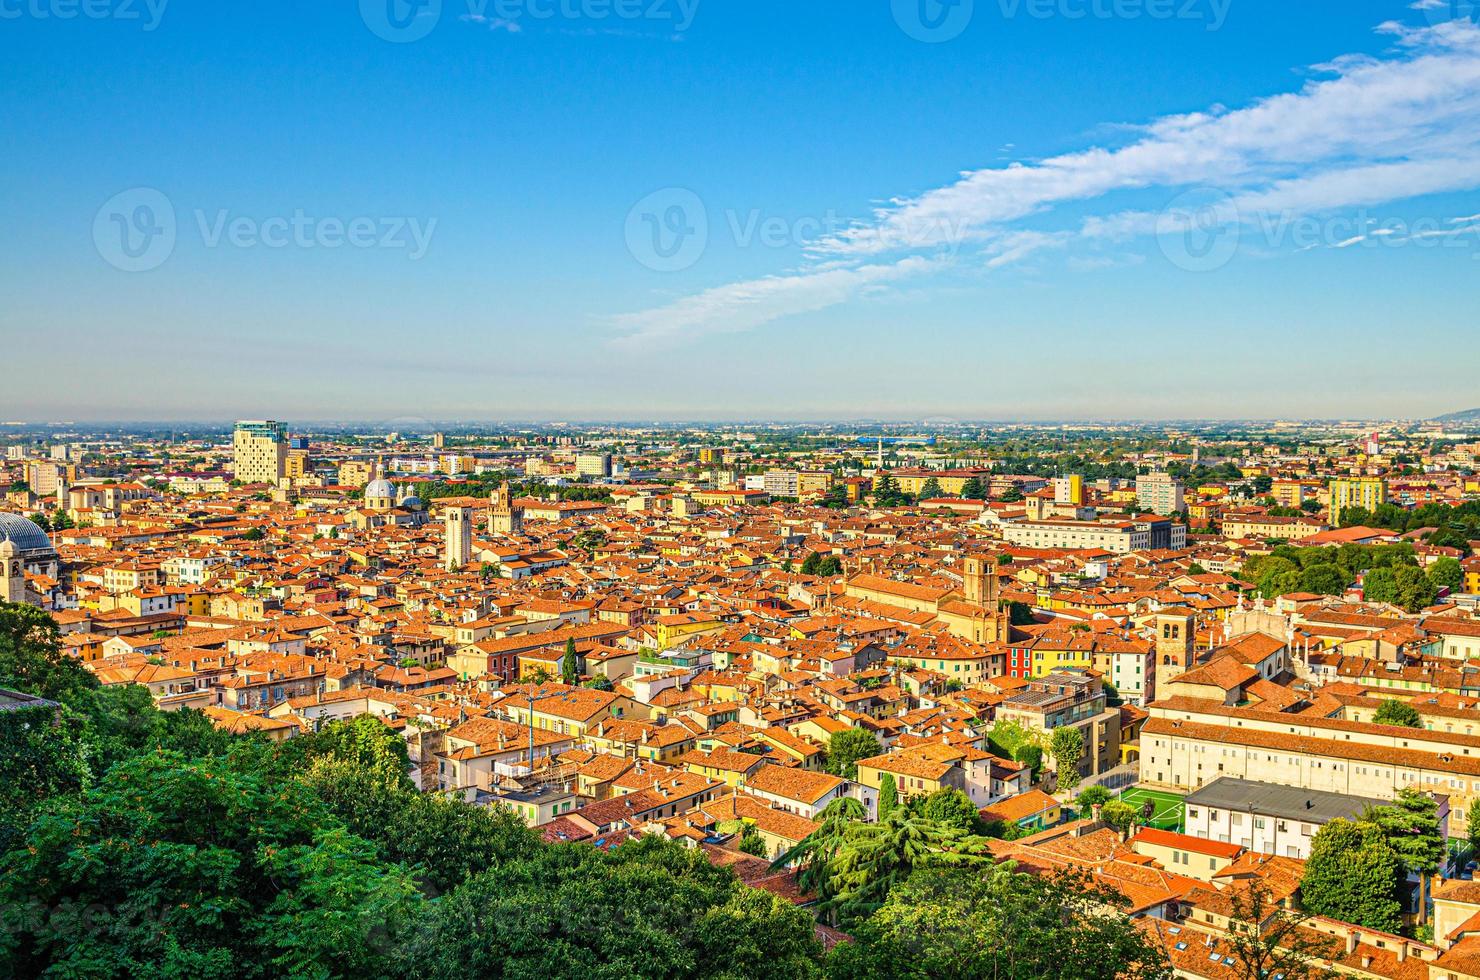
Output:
827,865,1171,980
1371,699,1422,728
1300,818,1404,933
826,728,882,780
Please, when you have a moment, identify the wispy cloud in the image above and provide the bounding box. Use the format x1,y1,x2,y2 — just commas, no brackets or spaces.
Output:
609,18,1480,348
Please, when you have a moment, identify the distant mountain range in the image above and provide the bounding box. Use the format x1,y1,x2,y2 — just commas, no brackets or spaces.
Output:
1435,408,1480,422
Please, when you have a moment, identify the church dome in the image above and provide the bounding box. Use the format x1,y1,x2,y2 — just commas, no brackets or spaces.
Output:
400,495,423,510
364,478,395,500
0,514,56,558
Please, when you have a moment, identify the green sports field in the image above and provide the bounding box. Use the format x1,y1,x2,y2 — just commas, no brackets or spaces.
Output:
1118,787,1185,832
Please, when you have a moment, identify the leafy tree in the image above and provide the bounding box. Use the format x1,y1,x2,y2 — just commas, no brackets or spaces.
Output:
1372,699,1422,728
1255,557,1302,599
826,728,882,780
561,637,580,685
1100,799,1137,836
1364,788,1445,924
1007,600,1037,626
1364,566,1399,604
1049,727,1084,791
1298,563,1348,596
801,552,822,576
959,477,986,500
1075,785,1112,810
0,751,425,979
919,477,944,499
1429,556,1465,593
878,773,899,820
1300,818,1403,932
0,601,98,704
738,823,768,857
827,865,1171,980
404,835,823,980
1221,881,1337,980
300,758,539,895
1393,564,1439,612
771,796,865,901
921,788,985,835
815,555,844,576
822,808,993,927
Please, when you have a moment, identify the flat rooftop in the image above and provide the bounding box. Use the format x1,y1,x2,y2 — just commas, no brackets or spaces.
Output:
1183,776,1378,824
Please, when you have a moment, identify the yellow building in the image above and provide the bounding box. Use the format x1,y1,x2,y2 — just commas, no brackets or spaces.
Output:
1329,477,1387,519
338,460,374,488
284,451,309,480
797,470,834,500
232,420,288,484
653,612,725,650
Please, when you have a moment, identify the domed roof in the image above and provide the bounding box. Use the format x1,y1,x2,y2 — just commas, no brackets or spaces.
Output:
364,479,396,500
0,514,56,557
400,495,423,510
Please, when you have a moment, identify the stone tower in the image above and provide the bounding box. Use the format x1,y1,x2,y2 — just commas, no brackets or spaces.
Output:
1153,608,1196,698
1,539,26,605
489,484,522,537
444,506,472,571
961,555,998,607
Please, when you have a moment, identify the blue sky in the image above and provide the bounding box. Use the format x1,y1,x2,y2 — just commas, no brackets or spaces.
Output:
2,0,1477,422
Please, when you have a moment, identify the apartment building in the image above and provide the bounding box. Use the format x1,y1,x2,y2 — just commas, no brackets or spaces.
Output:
1329,476,1388,520
232,420,288,484
996,670,1122,777
1135,470,1185,515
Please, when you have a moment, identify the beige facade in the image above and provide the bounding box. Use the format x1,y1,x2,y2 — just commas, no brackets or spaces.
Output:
232,420,288,484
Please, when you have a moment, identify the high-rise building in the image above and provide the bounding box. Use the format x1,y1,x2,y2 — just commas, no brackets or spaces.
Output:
762,469,799,498
233,421,288,485
1135,470,1184,515
575,453,612,478
1329,477,1387,520
444,506,472,570
1053,474,1084,506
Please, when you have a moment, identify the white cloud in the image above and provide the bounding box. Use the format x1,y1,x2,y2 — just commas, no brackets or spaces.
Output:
608,256,935,349
609,19,1480,347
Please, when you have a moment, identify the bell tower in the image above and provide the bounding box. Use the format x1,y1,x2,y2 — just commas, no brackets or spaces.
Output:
962,555,998,606
1,539,26,605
